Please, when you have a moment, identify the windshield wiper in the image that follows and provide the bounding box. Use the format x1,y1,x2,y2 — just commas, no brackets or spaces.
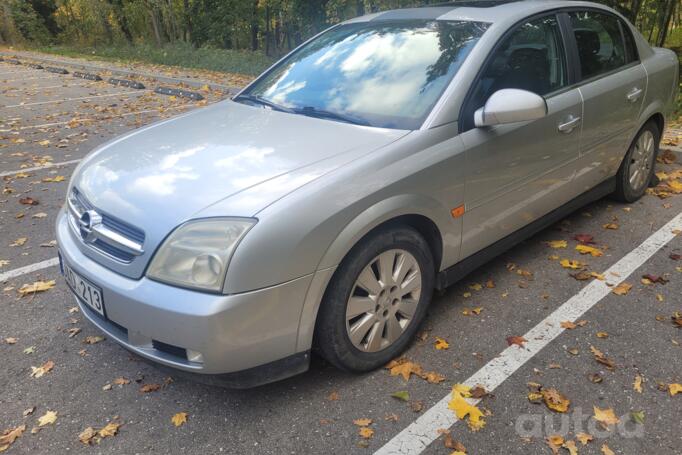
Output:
233,94,295,113
294,106,370,126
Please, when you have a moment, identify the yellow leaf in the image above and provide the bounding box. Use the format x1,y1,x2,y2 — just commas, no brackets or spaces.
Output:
541,388,570,413
37,411,57,427
612,282,632,296
668,383,682,396
633,374,643,393
563,440,579,455
596,332,609,338
171,412,188,427
10,237,27,247
453,383,472,397
447,387,485,431
385,358,423,381
0,425,26,449
576,245,603,257
359,427,374,439
602,223,619,230
78,427,97,445
98,422,120,438
30,360,54,378
434,337,450,350
560,321,577,329
468,283,482,291
38,140,50,146
576,432,593,445
422,371,446,384
593,406,620,426
560,259,582,269
547,240,567,248
601,444,615,455
18,280,55,296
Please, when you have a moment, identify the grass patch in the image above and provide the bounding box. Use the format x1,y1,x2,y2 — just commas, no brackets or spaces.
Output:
31,42,275,77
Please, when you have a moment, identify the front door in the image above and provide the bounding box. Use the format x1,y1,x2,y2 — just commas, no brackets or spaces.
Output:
459,13,583,258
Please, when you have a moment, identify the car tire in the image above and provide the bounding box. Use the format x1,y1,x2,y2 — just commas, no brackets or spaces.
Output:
613,121,660,202
314,226,435,372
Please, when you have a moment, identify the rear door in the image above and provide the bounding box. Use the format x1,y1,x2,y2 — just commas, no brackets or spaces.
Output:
568,9,647,190
458,13,582,258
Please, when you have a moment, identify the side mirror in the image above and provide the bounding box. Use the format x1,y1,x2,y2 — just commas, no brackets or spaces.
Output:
474,89,547,127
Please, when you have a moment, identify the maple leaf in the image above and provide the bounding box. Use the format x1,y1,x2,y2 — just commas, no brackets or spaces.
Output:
171,412,188,427
422,371,446,384
38,411,57,427
98,422,121,438
18,280,55,296
359,427,374,439
563,440,578,455
547,240,568,248
601,443,615,455
576,245,603,257
353,418,372,427
541,388,570,413
447,387,485,431
385,358,423,381
668,383,682,396
612,282,632,296
434,337,449,350
593,406,620,427
546,435,564,455
506,335,527,347
30,360,54,378
78,427,97,445
576,432,593,445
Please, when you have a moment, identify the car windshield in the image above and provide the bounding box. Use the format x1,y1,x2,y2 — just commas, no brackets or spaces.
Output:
239,20,489,130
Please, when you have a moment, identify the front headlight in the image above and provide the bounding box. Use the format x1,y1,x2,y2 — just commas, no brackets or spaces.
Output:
147,218,255,292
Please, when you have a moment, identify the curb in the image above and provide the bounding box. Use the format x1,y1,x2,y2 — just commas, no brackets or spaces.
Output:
0,50,238,95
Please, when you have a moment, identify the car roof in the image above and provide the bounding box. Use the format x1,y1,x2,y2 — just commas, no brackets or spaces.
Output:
344,0,615,25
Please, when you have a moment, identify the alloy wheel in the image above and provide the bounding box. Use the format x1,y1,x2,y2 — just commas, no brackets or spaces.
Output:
628,130,655,192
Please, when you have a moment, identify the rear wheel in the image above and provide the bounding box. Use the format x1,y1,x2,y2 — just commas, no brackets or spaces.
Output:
613,121,660,202
314,226,435,372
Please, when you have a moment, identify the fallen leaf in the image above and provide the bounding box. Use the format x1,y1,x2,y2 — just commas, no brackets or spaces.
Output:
19,197,39,206
391,391,410,401
30,360,54,378
596,332,608,338
78,427,97,445
668,383,682,396
359,427,374,439
576,245,603,257
23,346,35,354
560,259,583,269
10,237,27,247
468,283,482,291
37,411,57,427
97,422,120,438
593,406,620,427
31,212,47,219
448,386,485,431
171,412,188,427
139,383,161,393
546,435,565,455
4,337,17,345
353,418,372,427
612,282,632,296
560,321,577,329
113,377,130,386
634,374,643,393
83,336,104,344
23,407,35,417
602,222,619,230
574,234,595,244
547,240,568,249
542,388,570,413
506,336,527,347
601,443,615,455
422,371,446,384
630,410,645,424
590,346,615,369
563,440,579,455
434,337,449,350
18,280,55,296
327,391,339,401
0,425,26,451
385,358,423,381
410,400,424,413
576,432,593,445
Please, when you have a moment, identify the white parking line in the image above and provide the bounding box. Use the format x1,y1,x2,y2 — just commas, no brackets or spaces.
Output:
3,90,148,108
2,82,98,93
375,211,682,455
0,159,82,178
0,258,60,283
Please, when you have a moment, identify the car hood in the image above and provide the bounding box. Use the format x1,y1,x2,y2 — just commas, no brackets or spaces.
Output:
73,100,407,235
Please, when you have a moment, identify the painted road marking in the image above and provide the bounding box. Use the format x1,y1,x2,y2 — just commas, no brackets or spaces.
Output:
3,90,148,108
0,258,60,283
374,211,682,455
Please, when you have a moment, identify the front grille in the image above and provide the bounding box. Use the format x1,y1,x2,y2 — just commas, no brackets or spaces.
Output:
68,187,145,263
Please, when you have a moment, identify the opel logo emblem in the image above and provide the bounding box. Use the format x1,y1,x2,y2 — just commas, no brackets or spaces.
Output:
78,210,102,243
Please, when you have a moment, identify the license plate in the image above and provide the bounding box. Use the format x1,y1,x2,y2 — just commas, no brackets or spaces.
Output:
61,256,105,317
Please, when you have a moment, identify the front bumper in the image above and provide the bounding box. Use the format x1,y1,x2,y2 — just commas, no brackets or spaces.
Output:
56,208,313,384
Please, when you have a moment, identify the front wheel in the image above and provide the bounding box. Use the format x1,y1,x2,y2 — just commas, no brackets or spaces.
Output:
314,226,435,372
613,121,660,202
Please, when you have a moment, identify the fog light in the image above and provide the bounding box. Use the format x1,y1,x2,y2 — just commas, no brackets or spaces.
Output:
187,349,204,363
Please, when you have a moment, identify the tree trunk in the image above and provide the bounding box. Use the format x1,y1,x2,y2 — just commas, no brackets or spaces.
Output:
265,4,271,56
150,9,163,46
182,0,192,43
656,0,675,46
250,0,259,51
356,0,365,16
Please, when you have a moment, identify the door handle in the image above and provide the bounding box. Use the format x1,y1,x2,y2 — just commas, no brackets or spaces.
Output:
558,116,581,133
626,87,643,103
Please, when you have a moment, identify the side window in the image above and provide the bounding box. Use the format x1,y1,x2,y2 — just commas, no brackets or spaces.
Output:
462,14,567,130
570,11,626,79
621,20,639,63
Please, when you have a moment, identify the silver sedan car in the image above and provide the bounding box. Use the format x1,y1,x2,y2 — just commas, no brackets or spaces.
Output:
56,0,678,387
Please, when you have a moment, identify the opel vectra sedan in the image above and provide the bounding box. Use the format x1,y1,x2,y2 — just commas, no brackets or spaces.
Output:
57,0,678,387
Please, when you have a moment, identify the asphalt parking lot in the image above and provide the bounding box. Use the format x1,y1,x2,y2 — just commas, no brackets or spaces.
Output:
1,58,681,455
